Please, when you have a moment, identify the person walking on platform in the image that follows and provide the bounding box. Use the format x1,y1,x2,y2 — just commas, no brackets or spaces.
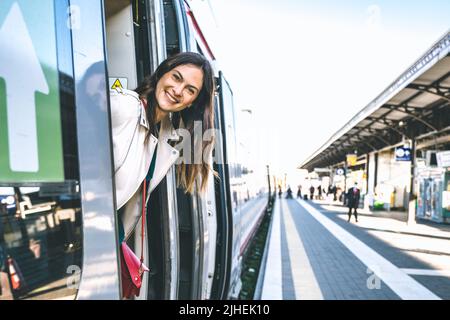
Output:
347,182,360,222
286,186,293,199
309,186,315,201
297,185,302,198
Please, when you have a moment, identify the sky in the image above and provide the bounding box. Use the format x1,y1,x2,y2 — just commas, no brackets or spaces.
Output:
200,0,450,182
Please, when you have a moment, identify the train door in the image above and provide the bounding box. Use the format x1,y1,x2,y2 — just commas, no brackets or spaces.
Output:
162,0,197,299
104,0,222,299
215,72,242,299
210,90,231,299
163,0,219,299
0,0,119,300
105,0,191,300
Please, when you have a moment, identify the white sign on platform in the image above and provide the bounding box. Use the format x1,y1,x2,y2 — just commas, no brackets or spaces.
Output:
436,151,450,168
443,191,450,209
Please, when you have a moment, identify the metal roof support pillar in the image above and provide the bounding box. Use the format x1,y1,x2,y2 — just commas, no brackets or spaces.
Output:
343,159,348,205
408,137,417,225
365,153,370,194
374,153,379,195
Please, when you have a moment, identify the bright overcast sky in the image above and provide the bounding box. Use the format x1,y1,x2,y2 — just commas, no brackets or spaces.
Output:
202,0,450,181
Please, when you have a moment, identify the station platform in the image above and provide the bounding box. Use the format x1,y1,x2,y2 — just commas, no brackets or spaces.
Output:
259,197,450,300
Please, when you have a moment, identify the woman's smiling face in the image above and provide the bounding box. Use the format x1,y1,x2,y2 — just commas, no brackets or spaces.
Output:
155,64,204,114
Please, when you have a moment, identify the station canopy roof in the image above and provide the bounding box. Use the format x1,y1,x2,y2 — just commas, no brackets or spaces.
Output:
300,31,450,172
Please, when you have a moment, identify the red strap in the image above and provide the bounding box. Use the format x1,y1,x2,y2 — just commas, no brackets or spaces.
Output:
140,97,148,263
140,179,146,263
141,98,148,109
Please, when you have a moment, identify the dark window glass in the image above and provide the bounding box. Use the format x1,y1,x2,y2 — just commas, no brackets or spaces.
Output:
163,0,181,57
0,185,82,300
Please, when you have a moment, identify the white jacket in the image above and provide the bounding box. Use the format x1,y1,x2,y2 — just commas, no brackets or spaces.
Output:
110,88,180,240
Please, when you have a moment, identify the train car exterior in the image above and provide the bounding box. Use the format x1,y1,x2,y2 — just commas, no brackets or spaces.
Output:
0,0,268,300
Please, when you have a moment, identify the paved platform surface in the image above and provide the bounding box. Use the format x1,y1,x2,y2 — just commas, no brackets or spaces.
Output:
261,197,450,300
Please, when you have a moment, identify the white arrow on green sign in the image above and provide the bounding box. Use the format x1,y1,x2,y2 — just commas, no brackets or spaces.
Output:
0,0,64,183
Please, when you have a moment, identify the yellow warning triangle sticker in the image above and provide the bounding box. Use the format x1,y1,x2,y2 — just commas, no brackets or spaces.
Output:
111,78,123,90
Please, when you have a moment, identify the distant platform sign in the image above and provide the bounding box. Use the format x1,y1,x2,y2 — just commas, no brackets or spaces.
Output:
395,147,411,161
346,154,357,166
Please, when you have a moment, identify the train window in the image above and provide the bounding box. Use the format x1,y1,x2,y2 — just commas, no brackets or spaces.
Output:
0,1,82,300
220,76,240,212
196,43,204,56
163,0,181,57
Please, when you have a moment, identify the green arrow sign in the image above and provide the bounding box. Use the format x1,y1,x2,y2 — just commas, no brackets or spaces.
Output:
0,0,64,183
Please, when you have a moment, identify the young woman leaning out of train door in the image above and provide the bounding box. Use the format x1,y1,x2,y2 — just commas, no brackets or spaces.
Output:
110,52,216,298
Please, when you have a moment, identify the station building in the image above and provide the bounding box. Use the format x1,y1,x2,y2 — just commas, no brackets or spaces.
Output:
299,32,450,224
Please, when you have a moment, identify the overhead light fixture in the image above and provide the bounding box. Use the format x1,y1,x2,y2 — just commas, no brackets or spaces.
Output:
399,121,404,127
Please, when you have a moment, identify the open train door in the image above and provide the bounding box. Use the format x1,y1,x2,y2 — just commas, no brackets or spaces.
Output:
210,71,242,299
104,0,182,300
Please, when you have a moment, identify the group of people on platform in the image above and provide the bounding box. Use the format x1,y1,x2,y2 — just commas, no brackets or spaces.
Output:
277,182,361,223
289,184,338,201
